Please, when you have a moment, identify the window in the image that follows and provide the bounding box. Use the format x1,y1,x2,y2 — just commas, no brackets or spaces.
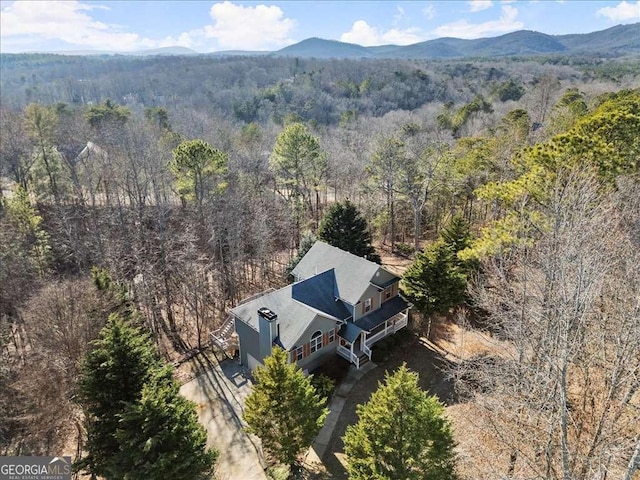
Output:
295,346,303,361
328,329,335,344
364,298,372,313
384,286,393,301
310,330,323,354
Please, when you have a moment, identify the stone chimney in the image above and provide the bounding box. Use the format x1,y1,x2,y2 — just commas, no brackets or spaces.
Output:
258,307,278,361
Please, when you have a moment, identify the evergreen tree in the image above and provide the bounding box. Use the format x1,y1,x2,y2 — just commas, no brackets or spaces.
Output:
343,364,457,480
79,315,161,477
243,347,328,468
78,315,215,479
439,216,474,269
114,366,217,480
403,216,473,317
402,240,467,317
269,122,327,228
170,139,228,208
318,199,381,263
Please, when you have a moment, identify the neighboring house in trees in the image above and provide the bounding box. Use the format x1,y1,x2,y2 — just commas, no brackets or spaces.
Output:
220,241,410,372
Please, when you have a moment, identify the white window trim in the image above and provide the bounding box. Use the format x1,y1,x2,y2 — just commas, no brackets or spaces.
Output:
328,329,335,344
364,297,372,313
310,331,323,354
295,346,303,361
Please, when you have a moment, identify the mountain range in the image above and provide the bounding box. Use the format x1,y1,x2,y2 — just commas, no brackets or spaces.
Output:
41,23,640,59
275,23,640,59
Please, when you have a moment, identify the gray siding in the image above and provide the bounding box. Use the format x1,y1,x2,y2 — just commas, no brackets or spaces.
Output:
235,317,259,367
292,316,338,371
353,284,382,321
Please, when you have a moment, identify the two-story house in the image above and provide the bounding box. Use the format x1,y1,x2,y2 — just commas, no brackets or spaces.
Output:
227,241,410,372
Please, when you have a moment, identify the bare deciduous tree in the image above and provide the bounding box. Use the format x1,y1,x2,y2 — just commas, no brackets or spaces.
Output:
455,173,640,480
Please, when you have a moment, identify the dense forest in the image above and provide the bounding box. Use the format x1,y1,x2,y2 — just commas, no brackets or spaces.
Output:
0,50,639,479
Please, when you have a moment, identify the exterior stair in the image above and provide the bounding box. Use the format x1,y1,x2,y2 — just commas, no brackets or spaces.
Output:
357,351,369,368
211,315,237,350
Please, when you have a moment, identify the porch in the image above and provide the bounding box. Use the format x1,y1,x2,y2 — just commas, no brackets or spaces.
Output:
363,310,408,349
336,296,410,369
336,323,370,369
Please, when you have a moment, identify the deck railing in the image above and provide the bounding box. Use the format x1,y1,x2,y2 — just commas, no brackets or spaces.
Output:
364,311,408,348
210,315,237,350
393,315,408,332
337,344,360,369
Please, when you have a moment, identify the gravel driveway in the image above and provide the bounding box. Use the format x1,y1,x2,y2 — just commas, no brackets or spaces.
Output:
180,355,267,480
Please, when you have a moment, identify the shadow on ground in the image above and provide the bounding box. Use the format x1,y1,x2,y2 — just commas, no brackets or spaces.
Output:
180,351,266,480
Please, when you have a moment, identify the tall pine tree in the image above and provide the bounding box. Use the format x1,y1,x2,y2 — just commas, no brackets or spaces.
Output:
78,315,216,479
79,314,161,478
114,366,217,480
317,199,381,263
402,216,474,317
343,364,457,480
243,347,328,469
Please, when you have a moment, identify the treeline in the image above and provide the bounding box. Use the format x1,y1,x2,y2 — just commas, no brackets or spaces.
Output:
2,53,638,125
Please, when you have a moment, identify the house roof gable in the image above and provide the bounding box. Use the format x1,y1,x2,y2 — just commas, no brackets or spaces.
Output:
291,269,351,321
292,241,399,305
231,269,351,350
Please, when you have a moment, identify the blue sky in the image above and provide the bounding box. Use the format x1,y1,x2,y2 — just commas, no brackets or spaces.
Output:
1,0,638,53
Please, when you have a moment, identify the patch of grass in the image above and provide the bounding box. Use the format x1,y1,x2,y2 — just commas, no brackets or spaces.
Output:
266,464,290,480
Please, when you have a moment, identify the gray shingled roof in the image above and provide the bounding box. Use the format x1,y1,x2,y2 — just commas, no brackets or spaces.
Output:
338,322,365,343
231,285,316,350
292,241,399,305
231,269,352,350
291,269,352,320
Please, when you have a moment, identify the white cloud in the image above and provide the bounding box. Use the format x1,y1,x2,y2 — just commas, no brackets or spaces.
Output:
340,20,424,46
596,1,640,22
0,0,154,51
204,1,295,50
341,21,380,45
433,5,524,39
0,0,298,53
468,1,494,12
423,5,436,20
382,27,424,45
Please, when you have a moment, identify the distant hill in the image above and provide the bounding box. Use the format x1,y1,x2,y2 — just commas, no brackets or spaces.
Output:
557,23,640,54
275,23,639,59
44,46,198,56
469,30,568,56
130,46,199,56
275,38,373,59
